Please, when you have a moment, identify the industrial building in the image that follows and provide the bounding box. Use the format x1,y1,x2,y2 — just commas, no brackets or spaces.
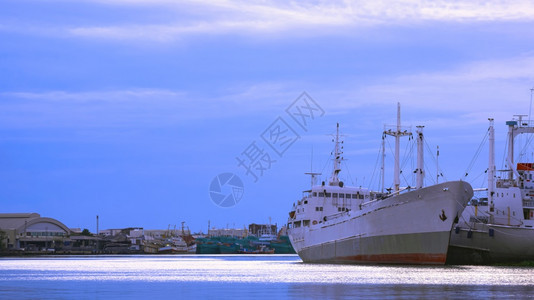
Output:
0,213,71,250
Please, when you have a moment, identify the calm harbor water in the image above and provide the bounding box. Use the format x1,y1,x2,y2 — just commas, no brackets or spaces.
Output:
1,254,534,299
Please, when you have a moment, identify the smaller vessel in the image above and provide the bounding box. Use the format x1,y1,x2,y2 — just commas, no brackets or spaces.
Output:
239,245,275,254
158,236,189,254
218,243,241,254
449,116,534,264
195,238,220,254
269,236,296,254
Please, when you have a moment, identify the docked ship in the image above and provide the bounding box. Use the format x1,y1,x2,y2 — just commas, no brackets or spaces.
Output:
287,104,473,264
448,116,534,264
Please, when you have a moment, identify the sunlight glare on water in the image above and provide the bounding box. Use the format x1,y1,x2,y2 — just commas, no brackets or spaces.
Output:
1,255,534,299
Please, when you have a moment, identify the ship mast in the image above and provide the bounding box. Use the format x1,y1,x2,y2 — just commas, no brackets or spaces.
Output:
305,147,321,188
416,125,425,189
488,118,495,207
506,115,534,181
381,129,386,193
384,103,412,192
329,123,343,186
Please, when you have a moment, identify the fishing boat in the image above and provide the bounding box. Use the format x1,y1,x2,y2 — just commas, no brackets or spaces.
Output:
158,236,189,254
195,238,220,254
287,103,473,264
269,236,296,254
448,116,534,264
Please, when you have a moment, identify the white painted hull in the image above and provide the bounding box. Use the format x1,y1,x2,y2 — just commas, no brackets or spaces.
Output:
288,181,473,264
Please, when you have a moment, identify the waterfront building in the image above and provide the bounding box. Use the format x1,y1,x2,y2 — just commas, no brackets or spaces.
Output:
0,213,70,250
208,227,247,237
248,223,277,237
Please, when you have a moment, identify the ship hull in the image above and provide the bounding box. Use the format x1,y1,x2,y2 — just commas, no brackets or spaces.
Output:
299,231,450,264
448,223,534,264
288,181,473,264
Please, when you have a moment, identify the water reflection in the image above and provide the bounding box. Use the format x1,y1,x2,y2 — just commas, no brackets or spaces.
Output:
289,283,534,299
1,255,534,299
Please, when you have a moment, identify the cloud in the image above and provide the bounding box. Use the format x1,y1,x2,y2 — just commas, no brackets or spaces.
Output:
60,0,534,41
2,53,533,132
3,1,534,42
328,54,534,116
0,84,297,129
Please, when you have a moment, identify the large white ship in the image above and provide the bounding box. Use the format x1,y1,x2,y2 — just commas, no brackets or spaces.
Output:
287,104,473,264
448,116,534,264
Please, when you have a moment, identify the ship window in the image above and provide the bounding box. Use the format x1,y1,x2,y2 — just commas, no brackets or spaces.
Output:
304,200,308,204
339,194,345,198
333,193,338,198
359,195,365,199
325,193,331,197
313,192,317,197
303,220,310,227
320,207,323,211
338,207,341,211
513,211,516,216
319,192,324,197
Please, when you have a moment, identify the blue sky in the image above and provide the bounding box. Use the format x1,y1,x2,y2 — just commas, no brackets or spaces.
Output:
1,0,534,233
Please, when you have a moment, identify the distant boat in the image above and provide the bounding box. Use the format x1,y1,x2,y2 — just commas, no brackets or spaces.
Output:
158,246,183,254
269,236,296,254
195,238,220,254
193,235,286,254
239,245,275,254
448,116,534,264
287,103,473,264
219,243,240,254
158,236,189,254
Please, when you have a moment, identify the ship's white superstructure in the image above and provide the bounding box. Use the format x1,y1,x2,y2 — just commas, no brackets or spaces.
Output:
449,116,534,264
287,104,473,264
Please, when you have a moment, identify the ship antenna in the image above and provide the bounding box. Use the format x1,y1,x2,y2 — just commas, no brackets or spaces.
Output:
305,146,321,187
436,145,439,184
329,123,343,186
530,87,534,124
